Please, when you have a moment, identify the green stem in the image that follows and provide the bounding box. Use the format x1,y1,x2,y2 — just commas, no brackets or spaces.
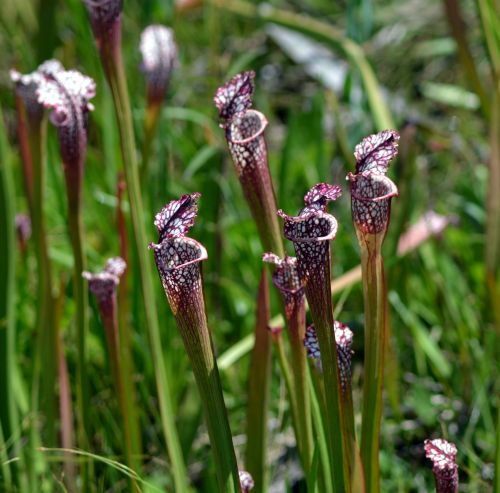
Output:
99,299,141,488
486,88,500,276
178,316,240,493
360,240,388,493
115,179,143,476
29,117,58,448
0,107,17,491
67,203,90,455
309,367,333,493
246,269,272,493
314,312,350,493
288,303,313,474
272,330,301,456
98,34,188,491
209,0,394,130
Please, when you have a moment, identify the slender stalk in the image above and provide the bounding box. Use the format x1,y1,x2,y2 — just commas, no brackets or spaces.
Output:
55,278,77,493
246,268,272,493
360,240,387,493
67,204,90,453
115,183,143,473
0,107,17,491
29,116,58,447
486,89,500,277
308,368,333,493
270,327,301,459
92,17,188,490
179,308,240,493
287,297,313,472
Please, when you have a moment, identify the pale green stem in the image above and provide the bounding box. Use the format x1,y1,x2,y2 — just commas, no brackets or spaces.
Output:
177,318,240,493
272,332,301,456
360,237,388,493
288,303,313,474
309,367,333,493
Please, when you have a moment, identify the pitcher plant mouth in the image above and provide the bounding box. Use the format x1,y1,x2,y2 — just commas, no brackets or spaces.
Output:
149,236,208,271
279,210,339,243
227,110,268,145
348,172,398,236
150,236,208,316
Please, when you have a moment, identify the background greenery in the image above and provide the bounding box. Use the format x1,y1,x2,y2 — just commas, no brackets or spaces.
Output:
0,0,498,491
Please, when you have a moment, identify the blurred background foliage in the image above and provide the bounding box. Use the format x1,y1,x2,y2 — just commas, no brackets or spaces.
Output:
0,0,498,491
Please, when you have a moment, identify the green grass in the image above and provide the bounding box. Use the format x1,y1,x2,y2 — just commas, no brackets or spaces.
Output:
0,0,498,491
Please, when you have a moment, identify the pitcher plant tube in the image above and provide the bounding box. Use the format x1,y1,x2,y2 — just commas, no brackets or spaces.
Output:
262,253,313,474
347,129,399,493
84,1,187,487
11,63,60,446
150,193,240,493
83,257,142,476
35,60,96,452
215,71,283,255
424,438,459,493
139,24,177,180
278,183,351,492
